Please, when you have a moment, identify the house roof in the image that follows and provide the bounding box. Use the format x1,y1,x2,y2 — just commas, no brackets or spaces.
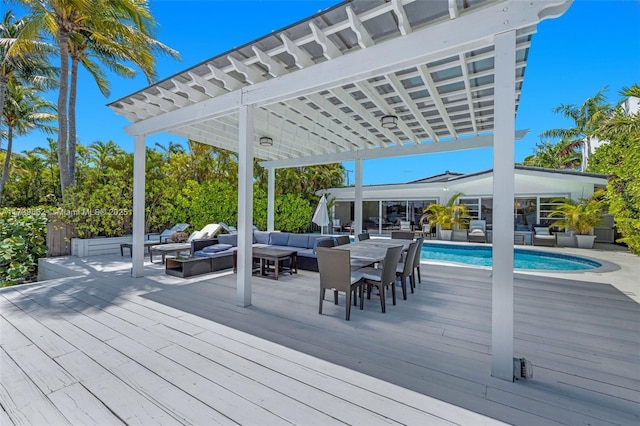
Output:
329,165,607,193
108,0,572,168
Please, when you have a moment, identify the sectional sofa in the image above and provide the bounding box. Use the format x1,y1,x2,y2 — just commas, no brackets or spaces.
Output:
191,231,337,273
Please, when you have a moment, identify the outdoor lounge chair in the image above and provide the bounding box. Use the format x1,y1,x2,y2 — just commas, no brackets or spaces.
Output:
467,220,487,243
150,223,222,263
533,225,557,247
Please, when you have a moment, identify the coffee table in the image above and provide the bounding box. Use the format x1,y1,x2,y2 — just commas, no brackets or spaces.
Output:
165,257,211,278
234,247,297,280
120,241,160,257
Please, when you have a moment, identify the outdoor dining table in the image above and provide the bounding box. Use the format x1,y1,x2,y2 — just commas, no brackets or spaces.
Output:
333,238,411,266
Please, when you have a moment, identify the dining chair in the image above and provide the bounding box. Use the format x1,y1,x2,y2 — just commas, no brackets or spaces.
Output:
396,241,419,299
357,232,370,241
317,248,365,320
360,245,403,313
335,235,351,246
412,236,424,285
315,238,336,249
391,231,414,240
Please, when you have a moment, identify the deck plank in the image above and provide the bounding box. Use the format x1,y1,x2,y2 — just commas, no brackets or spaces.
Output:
0,348,70,426
2,255,639,426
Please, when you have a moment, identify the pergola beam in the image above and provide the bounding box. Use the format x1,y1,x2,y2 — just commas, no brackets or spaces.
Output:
261,130,528,169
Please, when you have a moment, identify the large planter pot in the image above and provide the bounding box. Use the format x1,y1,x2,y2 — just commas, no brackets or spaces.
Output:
574,234,597,249
439,229,453,241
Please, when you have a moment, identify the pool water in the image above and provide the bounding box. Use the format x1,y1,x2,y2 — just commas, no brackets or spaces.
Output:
420,243,601,271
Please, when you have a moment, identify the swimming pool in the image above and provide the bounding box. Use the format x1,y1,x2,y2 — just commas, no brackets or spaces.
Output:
420,242,601,271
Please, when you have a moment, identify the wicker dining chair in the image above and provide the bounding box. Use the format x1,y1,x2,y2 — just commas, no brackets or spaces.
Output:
317,248,365,320
359,245,403,313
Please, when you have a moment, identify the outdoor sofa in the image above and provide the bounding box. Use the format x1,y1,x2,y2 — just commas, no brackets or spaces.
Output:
191,231,338,273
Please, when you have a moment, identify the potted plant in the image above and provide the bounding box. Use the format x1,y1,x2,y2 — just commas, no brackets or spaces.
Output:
420,192,470,241
549,193,604,249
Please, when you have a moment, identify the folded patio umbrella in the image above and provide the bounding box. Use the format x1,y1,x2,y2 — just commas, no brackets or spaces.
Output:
312,194,330,234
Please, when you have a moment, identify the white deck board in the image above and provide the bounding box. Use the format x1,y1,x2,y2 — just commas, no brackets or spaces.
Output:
0,349,70,426
2,254,639,425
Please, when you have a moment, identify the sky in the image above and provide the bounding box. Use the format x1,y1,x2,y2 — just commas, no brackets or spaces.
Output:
6,0,640,186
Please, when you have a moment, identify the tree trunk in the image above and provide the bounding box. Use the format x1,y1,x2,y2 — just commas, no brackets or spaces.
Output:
0,78,6,132
68,57,78,185
57,31,71,193
0,126,13,205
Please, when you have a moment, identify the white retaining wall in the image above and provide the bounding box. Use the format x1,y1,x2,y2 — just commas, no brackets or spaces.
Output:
71,236,132,257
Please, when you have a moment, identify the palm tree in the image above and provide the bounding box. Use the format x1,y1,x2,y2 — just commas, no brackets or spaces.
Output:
155,141,186,156
87,140,124,183
522,138,581,170
0,9,56,130
30,138,61,202
19,0,179,192
420,192,470,239
540,88,612,171
0,80,57,204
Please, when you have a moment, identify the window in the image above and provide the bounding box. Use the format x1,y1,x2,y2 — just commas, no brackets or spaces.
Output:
382,201,406,233
514,197,537,231
408,199,437,226
539,197,563,226
459,197,480,220
362,201,380,232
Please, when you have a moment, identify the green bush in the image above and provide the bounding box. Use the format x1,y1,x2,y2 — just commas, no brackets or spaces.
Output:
58,185,132,238
275,193,312,233
0,208,48,286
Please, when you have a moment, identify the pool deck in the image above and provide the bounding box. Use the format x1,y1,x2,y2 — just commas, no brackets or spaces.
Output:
2,243,639,425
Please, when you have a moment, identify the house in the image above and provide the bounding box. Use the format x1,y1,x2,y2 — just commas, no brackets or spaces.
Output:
327,165,610,243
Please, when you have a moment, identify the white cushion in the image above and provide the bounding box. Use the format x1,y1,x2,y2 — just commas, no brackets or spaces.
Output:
187,230,207,242
534,227,550,235
470,229,485,234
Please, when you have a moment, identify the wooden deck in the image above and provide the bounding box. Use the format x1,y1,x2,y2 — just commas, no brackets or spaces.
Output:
2,256,639,425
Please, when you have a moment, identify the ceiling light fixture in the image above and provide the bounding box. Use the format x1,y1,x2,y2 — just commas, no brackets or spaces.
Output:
259,136,273,146
381,114,398,129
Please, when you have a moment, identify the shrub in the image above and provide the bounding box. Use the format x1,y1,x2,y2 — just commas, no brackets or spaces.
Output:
0,208,48,286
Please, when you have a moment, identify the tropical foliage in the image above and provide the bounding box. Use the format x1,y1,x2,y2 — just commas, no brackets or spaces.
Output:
587,85,640,253
540,88,612,171
530,85,639,253
522,138,581,170
16,0,179,193
0,207,48,286
0,79,56,203
0,9,57,129
420,192,469,231
548,193,605,235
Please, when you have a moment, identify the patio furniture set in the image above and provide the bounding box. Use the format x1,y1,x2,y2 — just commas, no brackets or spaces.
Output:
165,231,354,279
319,234,424,320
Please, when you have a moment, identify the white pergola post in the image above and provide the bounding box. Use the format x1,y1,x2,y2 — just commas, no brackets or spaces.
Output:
267,167,275,231
131,134,146,277
354,158,363,235
491,30,516,381
237,104,255,307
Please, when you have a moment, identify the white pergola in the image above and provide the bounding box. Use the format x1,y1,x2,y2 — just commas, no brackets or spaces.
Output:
109,0,572,381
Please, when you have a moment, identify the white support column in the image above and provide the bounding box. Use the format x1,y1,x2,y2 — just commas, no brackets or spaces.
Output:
354,158,363,235
237,104,255,307
131,134,146,277
491,30,516,381
267,167,275,231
